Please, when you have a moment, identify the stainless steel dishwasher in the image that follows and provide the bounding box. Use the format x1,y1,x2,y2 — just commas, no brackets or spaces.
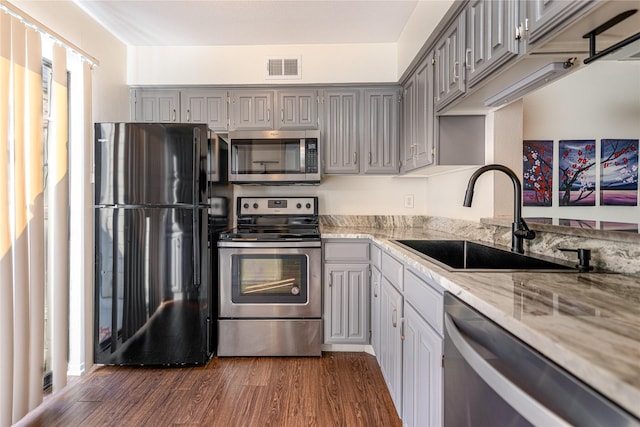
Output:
443,292,640,427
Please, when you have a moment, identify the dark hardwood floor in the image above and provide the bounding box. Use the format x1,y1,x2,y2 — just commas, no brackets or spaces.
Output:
16,352,401,427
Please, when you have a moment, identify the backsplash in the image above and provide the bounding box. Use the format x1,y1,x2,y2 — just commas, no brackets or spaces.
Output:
320,215,640,276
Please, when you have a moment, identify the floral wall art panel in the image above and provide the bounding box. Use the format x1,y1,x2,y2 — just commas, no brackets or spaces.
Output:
600,139,638,206
523,140,553,206
559,140,596,206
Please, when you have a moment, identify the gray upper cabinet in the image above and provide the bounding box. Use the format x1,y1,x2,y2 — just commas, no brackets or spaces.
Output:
525,0,594,46
434,10,467,111
321,89,360,174
276,89,319,130
466,0,521,88
229,90,274,131
132,89,180,122
401,54,435,173
363,88,400,174
181,89,228,132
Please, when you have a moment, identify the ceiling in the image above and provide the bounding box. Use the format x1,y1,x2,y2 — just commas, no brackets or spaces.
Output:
73,0,420,46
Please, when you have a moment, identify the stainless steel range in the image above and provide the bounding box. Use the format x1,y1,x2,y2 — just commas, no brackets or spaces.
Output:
217,196,321,356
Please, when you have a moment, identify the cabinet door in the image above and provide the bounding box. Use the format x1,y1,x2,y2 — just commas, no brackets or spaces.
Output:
229,90,274,130
322,90,361,174
401,55,435,174
380,277,403,417
435,11,466,112
371,266,382,360
323,263,369,344
132,89,179,122
400,77,416,173
363,88,400,174
466,0,520,88
181,89,228,132
413,55,435,169
277,90,318,130
525,0,593,45
402,303,443,427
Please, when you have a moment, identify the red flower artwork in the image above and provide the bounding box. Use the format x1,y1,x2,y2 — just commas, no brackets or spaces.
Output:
523,141,553,206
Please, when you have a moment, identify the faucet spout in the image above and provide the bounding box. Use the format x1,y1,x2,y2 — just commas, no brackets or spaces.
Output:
463,164,535,253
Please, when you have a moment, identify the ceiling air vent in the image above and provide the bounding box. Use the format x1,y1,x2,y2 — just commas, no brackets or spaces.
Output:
266,57,301,80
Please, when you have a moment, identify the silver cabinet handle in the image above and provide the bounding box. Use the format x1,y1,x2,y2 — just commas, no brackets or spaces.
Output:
453,61,459,80
465,48,472,69
444,314,572,427
267,109,270,122
186,109,190,122
281,109,284,122
368,152,372,165
392,308,397,328
354,152,358,164
400,317,405,341
172,109,176,122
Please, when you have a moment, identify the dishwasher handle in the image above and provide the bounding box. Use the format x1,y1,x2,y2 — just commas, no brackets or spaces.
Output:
444,313,572,427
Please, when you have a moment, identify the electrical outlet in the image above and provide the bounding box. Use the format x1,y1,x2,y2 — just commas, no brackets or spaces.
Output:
404,194,414,208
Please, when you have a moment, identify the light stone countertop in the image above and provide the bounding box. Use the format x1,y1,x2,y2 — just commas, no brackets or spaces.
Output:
321,226,640,419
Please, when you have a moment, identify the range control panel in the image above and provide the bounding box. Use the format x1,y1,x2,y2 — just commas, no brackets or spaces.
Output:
237,197,317,216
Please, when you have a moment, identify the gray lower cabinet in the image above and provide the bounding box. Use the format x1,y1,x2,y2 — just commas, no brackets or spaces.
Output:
323,240,370,345
402,269,444,427
321,89,360,174
370,244,383,358
229,90,274,130
181,89,228,132
466,0,521,88
323,263,370,344
380,276,403,417
132,89,179,122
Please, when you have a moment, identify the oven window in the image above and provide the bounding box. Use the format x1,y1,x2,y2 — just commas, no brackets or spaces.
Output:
231,254,308,303
231,139,302,174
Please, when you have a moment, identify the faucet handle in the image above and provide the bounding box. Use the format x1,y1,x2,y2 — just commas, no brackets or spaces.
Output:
558,247,593,272
514,218,536,240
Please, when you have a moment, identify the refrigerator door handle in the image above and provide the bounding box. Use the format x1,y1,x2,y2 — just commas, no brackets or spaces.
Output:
193,132,201,288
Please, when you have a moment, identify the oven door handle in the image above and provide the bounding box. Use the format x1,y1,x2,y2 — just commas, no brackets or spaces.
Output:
444,313,572,427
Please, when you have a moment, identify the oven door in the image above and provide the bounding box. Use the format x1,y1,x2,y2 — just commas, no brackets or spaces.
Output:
219,242,321,318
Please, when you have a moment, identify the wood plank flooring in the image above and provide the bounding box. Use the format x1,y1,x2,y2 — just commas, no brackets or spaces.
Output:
16,352,401,427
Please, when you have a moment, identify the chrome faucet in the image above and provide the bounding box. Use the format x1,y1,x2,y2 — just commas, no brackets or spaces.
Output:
463,164,535,254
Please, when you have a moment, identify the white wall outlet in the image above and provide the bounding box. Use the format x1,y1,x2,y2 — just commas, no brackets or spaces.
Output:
404,194,414,208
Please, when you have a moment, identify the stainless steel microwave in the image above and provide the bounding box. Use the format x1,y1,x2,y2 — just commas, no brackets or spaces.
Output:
228,130,321,184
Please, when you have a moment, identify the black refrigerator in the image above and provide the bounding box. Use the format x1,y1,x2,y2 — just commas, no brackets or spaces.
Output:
94,122,230,365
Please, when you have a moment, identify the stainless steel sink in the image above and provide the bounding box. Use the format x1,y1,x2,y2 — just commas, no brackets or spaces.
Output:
393,240,576,272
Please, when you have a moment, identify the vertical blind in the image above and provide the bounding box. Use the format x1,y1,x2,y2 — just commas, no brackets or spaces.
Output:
0,7,93,424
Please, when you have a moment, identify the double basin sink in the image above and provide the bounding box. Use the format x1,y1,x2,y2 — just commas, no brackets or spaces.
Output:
393,239,577,272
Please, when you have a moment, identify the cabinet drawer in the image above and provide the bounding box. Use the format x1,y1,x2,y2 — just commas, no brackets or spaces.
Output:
381,251,403,291
404,269,443,334
324,242,370,262
371,244,382,270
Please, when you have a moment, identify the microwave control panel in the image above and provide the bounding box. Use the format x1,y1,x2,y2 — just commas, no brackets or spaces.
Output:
306,139,318,174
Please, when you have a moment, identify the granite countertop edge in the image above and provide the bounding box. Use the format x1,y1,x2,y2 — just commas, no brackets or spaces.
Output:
321,225,640,419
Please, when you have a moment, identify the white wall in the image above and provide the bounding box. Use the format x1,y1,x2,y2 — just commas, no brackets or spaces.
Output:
233,176,428,216
522,60,640,224
9,0,130,122
128,43,398,85
396,0,453,77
